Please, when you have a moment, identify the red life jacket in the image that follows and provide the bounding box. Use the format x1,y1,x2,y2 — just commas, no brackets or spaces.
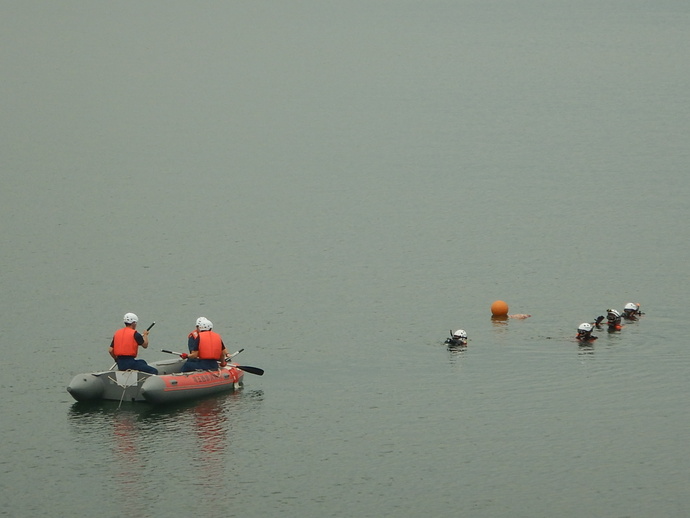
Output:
198,330,223,360
113,327,139,357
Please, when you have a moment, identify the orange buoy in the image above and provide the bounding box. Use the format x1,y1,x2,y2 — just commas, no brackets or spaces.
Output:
490,300,509,317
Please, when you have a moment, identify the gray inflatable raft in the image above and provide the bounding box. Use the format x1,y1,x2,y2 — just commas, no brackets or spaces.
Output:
67,358,186,403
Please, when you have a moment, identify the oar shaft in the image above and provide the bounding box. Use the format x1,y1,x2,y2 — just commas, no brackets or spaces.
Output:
227,348,244,360
161,349,263,375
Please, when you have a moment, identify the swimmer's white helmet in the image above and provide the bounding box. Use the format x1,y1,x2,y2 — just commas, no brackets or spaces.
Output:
452,329,467,339
607,309,621,319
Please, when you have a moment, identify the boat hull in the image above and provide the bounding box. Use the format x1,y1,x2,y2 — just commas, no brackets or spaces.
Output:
140,368,243,404
67,359,244,404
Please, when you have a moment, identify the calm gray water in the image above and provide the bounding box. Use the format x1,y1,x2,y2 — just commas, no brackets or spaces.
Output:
2,2,689,517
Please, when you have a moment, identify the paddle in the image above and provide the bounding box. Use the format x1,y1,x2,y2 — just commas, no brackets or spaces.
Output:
110,322,156,370
161,349,264,376
167,348,244,360
227,348,244,360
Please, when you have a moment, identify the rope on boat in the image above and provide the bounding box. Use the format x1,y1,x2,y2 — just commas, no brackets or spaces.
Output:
117,382,127,409
109,369,138,410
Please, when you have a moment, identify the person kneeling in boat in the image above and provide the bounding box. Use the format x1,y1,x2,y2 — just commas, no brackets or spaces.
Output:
576,322,597,343
180,318,229,372
109,312,158,375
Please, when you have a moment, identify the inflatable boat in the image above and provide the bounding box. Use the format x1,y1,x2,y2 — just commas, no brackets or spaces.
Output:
67,348,263,404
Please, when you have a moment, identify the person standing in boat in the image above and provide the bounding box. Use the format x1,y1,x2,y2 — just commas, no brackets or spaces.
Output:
109,312,158,375
181,318,229,372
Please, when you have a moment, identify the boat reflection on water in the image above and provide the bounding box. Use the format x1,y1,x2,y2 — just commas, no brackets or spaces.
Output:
187,396,231,488
68,401,166,516
112,408,146,506
68,389,264,509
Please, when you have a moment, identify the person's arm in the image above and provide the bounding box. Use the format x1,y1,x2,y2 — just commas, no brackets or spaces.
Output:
109,342,116,360
188,336,200,359
133,330,149,349
219,342,229,366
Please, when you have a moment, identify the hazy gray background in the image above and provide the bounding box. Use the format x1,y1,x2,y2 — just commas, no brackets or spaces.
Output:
1,2,689,517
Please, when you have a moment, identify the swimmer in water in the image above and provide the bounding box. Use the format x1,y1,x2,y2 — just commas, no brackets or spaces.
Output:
445,329,468,348
576,322,598,342
605,309,623,331
622,302,643,321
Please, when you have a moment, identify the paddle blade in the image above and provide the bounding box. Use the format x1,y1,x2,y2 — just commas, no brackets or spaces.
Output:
235,365,264,376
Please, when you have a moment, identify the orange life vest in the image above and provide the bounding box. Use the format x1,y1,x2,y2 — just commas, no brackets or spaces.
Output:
113,327,139,357
198,330,223,360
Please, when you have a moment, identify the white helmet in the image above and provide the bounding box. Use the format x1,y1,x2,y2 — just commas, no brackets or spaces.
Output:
195,317,207,328
578,323,592,333
123,312,138,324
624,302,638,311
199,318,213,331
452,329,468,339
607,309,621,319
